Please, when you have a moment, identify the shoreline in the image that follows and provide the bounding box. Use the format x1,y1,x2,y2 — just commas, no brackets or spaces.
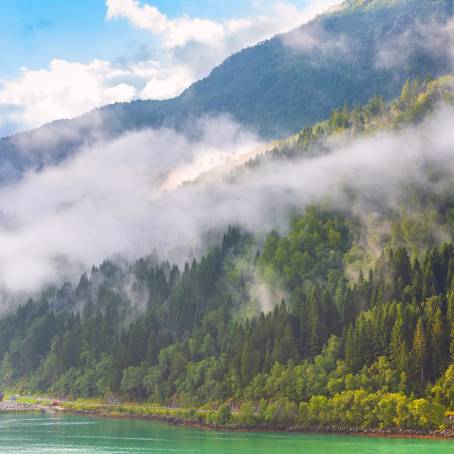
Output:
1,400,453,440
60,407,454,441
0,402,42,413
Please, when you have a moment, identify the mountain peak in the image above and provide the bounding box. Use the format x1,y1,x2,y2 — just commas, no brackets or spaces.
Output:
0,0,453,184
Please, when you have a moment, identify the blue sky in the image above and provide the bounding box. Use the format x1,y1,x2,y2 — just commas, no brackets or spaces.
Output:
0,0,341,135
1,0,150,78
0,0,257,78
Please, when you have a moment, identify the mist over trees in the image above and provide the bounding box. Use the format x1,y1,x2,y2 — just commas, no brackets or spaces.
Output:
1,0,454,184
1,74,454,430
2,207,454,430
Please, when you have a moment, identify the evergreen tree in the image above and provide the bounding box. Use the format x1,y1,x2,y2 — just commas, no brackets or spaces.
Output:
429,308,449,379
412,318,427,385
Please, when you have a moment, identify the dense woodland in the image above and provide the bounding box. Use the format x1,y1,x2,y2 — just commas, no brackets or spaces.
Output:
2,76,454,431
249,75,454,165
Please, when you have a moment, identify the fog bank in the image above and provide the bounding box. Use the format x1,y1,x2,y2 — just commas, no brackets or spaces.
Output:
0,107,453,294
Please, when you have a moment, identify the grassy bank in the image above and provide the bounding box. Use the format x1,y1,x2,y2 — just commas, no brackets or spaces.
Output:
55,398,454,439
2,392,453,439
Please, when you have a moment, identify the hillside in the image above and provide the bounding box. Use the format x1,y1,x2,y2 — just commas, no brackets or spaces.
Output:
1,76,454,431
0,0,453,183
248,75,454,166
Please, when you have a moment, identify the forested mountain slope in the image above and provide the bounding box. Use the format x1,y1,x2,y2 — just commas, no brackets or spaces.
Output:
2,76,454,430
0,0,453,183
248,75,454,165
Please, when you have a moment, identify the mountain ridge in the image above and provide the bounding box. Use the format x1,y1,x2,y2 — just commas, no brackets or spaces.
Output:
0,0,453,184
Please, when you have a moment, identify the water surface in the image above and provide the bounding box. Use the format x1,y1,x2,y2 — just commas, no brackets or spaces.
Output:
0,413,452,453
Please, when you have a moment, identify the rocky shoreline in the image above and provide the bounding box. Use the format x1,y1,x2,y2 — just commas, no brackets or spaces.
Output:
0,401,43,413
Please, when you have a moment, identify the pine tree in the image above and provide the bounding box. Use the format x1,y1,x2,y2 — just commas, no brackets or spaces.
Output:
429,308,449,379
280,324,299,364
411,258,423,303
345,325,359,372
447,282,454,328
390,308,406,371
399,79,412,108
446,282,454,362
422,266,436,300
306,286,326,358
450,323,454,363
446,259,454,293
412,318,427,384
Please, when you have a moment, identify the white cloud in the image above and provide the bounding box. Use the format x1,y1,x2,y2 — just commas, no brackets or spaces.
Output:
106,0,226,48
0,116,262,292
375,18,454,71
0,58,195,136
106,0,343,50
140,64,193,100
281,20,352,56
2,105,454,297
0,0,343,135
104,82,136,101
0,60,134,135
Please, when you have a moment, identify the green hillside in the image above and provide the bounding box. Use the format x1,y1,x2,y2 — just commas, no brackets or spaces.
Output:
250,75,454,164
2,76,454,431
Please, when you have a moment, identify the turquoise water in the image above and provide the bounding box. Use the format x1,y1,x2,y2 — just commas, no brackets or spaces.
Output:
0,413,452,453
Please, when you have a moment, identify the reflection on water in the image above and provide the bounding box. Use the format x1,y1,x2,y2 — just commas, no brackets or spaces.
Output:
0,413,452,454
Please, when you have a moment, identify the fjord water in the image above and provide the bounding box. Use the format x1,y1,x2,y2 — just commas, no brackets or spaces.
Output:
0,414,452,454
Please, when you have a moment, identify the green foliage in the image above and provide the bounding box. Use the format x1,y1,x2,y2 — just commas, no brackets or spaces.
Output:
3,77,454,432
297,390,445,430
214,404,232,425
250,75,454,168
1,213,454,430
259,207,352,289
237,401,257,426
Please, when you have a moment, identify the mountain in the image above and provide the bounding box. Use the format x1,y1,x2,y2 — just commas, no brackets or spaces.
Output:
0,0,453,184
2,76,454,429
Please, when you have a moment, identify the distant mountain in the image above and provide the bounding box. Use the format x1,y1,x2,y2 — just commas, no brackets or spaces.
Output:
0,0,453,183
